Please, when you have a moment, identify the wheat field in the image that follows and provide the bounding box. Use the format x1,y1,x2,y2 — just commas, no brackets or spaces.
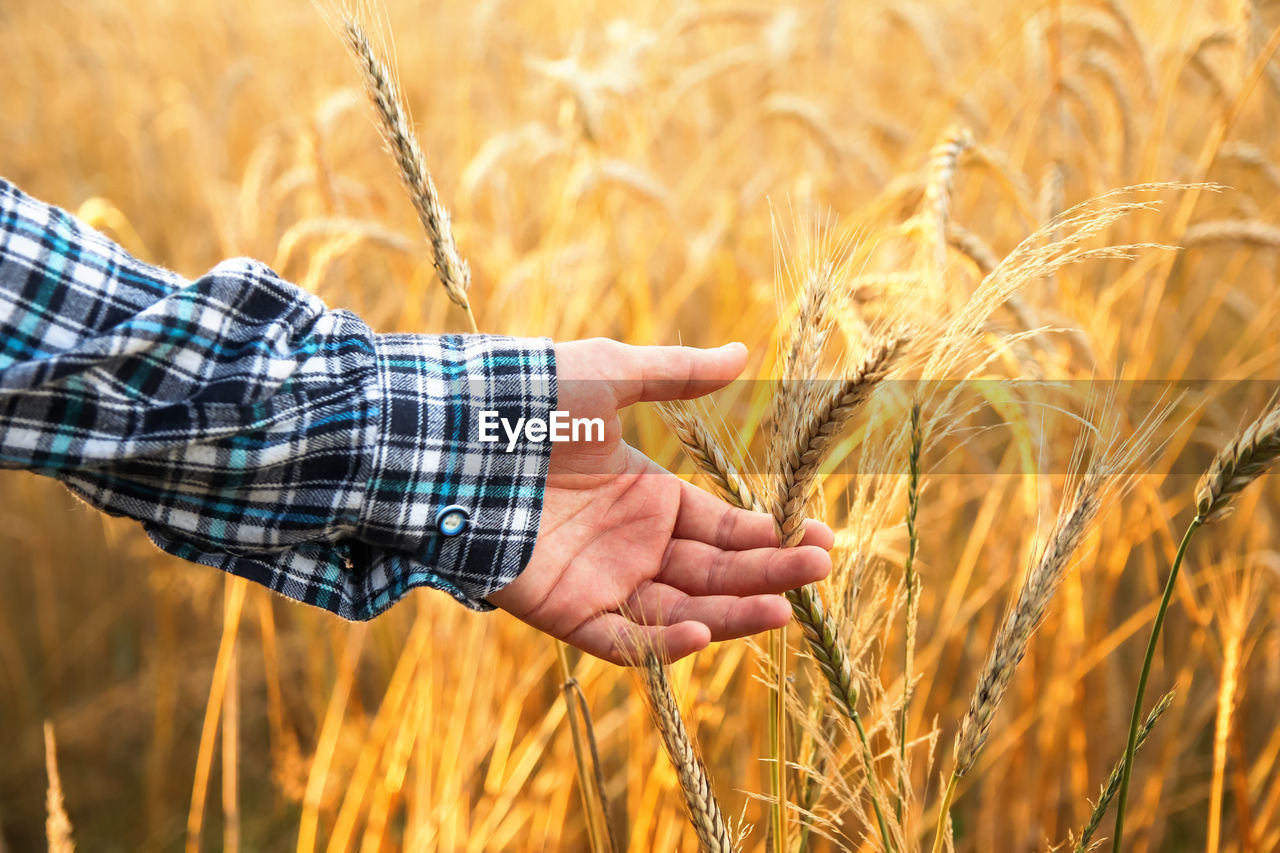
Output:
3,0,1280,850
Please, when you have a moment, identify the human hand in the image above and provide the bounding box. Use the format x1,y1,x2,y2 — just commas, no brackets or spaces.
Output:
485,338,833,664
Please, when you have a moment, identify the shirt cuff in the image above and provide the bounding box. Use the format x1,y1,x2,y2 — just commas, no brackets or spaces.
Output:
354,333,558,610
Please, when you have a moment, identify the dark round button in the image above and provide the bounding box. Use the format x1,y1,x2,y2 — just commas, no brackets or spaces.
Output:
435,504,470,537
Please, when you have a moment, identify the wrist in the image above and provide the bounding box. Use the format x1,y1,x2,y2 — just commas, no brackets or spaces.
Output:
356,333,557,609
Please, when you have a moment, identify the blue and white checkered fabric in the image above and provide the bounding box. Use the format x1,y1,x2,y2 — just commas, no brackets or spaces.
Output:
0,176,556,618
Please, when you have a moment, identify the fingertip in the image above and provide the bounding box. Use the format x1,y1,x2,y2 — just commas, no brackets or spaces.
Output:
702,341,748,380
799,518,836,550
627,341,749,404
683,620,713,648
663,621,712,662
798,545,833,583
760,595,795,629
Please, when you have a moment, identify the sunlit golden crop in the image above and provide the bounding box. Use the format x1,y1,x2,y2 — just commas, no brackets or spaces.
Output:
3,1,1280,850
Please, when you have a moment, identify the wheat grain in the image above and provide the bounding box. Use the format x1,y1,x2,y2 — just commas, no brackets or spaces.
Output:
1080,51,1136,174
760,94,846,169
1097,0,1155,98
572,158,678,222
1039,161,1065,227
921,128,975,275
660,404,866,725
272,216,418,271
946,223,999,275
770,259,841,480
663,399,896,848
1196,396,1280,521
953,475,1103,776
342,17,475,326
658,403,758,513
778,261,837,384
1221,141,1280,189
641,653,735,853
1187,30,1234,109
1061,77,1104,152
772,333,909,548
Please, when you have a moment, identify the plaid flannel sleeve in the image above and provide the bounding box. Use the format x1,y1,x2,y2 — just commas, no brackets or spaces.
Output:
0,176,556,618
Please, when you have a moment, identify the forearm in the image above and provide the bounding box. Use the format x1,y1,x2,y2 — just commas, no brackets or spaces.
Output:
0,176,556,617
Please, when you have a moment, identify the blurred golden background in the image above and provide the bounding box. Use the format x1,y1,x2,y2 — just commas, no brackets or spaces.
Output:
3,0,1280,850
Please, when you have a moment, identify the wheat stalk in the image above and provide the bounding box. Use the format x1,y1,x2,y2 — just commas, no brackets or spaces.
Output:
1114,396,1280,850
932,476,1104,853
1207,620,1241,853
660,405,866,721
664,392,900,851
660,406,868,727
938,392,1173,853
341,16,476,330
895,401,923,827
641,653,735,853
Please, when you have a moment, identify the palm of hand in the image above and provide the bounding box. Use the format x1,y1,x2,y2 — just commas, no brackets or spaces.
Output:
504,444,683,639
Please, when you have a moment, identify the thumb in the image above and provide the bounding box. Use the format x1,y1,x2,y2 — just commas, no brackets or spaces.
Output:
609,341,748,407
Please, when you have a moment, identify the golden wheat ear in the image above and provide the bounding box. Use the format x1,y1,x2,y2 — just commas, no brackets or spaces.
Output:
337,13,477,331
638,652,736,853
1195,396,1280,522
771,330,911,548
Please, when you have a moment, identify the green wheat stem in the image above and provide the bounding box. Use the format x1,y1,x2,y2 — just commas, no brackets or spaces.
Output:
896,401,922,826
852,714,895,852
1111,517,1202,852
